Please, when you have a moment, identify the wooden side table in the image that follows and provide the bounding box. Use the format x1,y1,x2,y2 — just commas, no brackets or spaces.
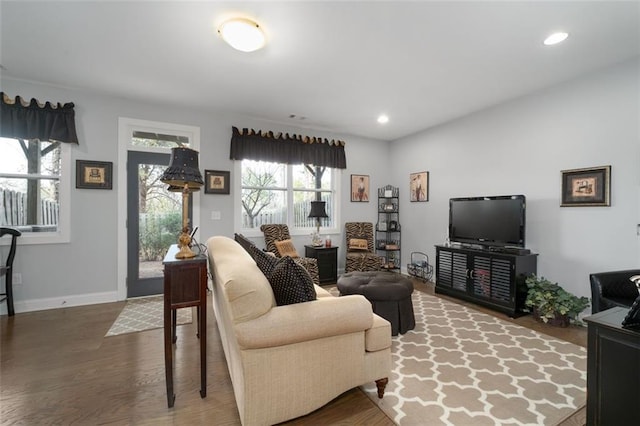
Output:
584,307,640,425
304,245,338,284
162,244,208,408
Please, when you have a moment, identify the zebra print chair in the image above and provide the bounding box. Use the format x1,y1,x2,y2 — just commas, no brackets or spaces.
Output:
259,224,320,286
345,222,382,273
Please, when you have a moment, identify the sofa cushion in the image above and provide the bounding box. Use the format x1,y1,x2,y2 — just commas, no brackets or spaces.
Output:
207,236,275,322
348,237,369,252
269,256,317,306
251,245,278,277
275,239,299,258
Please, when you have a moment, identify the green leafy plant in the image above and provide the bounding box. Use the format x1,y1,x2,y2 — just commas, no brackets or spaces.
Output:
524,275,590,326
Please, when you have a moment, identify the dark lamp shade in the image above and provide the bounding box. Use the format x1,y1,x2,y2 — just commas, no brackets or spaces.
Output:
308,201,328,218
160,147,204,186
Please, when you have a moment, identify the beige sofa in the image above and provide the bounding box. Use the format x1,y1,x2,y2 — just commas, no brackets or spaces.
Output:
206,236,392,426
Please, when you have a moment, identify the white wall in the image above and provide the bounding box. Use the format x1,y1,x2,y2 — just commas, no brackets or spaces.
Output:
0,78,389,313
391,58,640,299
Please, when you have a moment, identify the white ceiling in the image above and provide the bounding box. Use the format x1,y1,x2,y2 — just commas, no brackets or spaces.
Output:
2,1,639,141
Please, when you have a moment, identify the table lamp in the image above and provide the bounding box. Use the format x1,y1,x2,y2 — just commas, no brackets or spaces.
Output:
308,200,328,246
160,147,204,258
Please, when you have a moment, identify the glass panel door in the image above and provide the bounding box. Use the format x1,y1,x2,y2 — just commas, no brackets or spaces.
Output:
127,151,185,297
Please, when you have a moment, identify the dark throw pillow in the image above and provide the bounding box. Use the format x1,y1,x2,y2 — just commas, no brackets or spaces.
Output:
268,256,317,306
251,245,278,277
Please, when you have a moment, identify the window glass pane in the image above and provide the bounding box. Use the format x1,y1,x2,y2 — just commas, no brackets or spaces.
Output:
0,137,26,174
292,164,331,189
242,160,286,188
1,177,59,230
241,188,286,229
1,138,62,232
131,131,190,148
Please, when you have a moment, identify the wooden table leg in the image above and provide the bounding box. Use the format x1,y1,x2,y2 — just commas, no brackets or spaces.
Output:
164,300,175,407
199,300,207,398
172,309,177,344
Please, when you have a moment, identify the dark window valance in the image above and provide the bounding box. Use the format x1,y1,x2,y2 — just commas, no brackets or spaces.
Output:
229,126,347,169
1,92,79,144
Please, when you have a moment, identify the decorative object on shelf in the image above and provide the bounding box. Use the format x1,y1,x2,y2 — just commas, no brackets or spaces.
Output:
407,252,433,282
389,220,399,231
204,169,230,194
76,160,113,189
160,147,204,258
308,200,328,246
524,275,590,327
410,171,429,202
351,174,369,202
561,165,611,207
325,236,332,248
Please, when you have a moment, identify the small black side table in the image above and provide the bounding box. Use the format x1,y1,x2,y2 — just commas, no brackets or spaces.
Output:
305,245,338,284
584,307,640,426
162,244,208,408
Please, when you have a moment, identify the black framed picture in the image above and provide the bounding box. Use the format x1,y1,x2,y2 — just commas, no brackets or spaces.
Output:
561,165,611,207
205,170,230,194
410,171,429,202
351,174,369,202
76,160,113,189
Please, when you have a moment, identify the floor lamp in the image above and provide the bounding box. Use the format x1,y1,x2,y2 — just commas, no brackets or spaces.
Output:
160,147,204,259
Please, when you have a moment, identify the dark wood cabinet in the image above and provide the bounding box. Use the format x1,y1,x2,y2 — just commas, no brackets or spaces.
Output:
305,245,338,284
162,244,208,408
585,307,640,426
435,245,537,317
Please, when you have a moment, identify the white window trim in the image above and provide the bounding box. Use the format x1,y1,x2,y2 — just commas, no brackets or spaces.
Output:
234,161,341,238
117,117,201,300
1,142,71,245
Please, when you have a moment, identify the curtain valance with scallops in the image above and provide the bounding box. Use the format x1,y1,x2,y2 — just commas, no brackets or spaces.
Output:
0,92,79,144
229,126,346,169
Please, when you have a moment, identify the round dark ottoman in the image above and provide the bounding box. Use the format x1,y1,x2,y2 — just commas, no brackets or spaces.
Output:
337,271,415,336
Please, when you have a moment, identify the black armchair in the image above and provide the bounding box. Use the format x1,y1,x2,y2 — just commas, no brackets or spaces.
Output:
1,227,21,316
590,269,640,314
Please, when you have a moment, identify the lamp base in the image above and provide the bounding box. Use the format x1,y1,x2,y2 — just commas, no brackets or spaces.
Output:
175,229,196,259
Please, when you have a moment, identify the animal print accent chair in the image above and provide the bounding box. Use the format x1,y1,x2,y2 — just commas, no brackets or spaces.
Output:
345,222,382,273
260,224,320,286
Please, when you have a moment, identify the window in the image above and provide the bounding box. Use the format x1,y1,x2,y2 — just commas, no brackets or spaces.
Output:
0,137,71,243
240,160,337,233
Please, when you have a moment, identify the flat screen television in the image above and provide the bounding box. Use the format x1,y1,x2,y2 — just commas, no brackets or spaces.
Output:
449,195,526,248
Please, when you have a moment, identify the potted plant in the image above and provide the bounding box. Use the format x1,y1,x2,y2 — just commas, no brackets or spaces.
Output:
524,275,590,327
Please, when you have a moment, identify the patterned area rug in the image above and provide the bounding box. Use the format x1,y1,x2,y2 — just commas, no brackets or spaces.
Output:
105,296,192,337
359,290,587,426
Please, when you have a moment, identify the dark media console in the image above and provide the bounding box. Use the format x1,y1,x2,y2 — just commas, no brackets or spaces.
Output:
435,244,537,317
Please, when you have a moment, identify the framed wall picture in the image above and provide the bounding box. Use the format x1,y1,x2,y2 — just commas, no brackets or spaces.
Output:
205,170,230,194
351,174,369,202
76,160,113,189
561,165,611,207
410,171,429,202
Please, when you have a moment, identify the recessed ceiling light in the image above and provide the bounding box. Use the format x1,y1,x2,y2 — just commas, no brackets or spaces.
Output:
544,32,568,46
377,114,389,124
218,18,266,52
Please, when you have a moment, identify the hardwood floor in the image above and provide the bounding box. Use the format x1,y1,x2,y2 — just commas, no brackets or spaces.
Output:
0,278,587,425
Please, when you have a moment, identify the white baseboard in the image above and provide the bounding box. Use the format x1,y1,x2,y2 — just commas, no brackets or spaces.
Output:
0,291,120,315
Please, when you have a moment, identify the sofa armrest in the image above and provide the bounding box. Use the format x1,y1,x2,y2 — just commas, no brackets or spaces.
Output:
234,295,374,349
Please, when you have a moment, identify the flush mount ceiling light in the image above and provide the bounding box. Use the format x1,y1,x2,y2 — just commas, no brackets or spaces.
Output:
544,32,569,46
218,18,266,52
377,114,389,124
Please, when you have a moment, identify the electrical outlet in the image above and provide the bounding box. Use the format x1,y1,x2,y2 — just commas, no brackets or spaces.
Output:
211,211,221,220
13,273,22,285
